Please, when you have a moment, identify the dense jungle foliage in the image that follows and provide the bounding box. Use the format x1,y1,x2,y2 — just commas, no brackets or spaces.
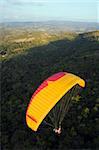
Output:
1,29,99,150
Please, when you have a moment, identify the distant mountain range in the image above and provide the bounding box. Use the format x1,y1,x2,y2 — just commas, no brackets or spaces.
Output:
1,21,99,33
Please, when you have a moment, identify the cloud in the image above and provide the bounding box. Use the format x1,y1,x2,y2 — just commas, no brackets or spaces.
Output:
6,0,50,4
5,0,97,4
3,0,97,8
5,0,49,6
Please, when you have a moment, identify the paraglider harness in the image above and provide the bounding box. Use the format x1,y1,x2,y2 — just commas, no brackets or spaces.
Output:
53,127,61,134
53,122,61,134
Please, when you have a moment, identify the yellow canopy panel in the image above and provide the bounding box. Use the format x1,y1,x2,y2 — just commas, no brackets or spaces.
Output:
26,72,85,131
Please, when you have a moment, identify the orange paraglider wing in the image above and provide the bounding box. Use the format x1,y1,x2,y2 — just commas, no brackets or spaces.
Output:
26,72,85,131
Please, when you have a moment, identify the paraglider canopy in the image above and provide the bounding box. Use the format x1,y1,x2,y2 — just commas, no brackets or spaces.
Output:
26,72,85,133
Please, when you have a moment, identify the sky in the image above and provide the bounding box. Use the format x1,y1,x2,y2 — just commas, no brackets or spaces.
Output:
0,0,98,22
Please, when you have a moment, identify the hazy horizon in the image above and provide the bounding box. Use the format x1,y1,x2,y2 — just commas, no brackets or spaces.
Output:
0,20,99,24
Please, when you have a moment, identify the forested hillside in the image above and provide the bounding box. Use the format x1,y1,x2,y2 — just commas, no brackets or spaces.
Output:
1,30,99,149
